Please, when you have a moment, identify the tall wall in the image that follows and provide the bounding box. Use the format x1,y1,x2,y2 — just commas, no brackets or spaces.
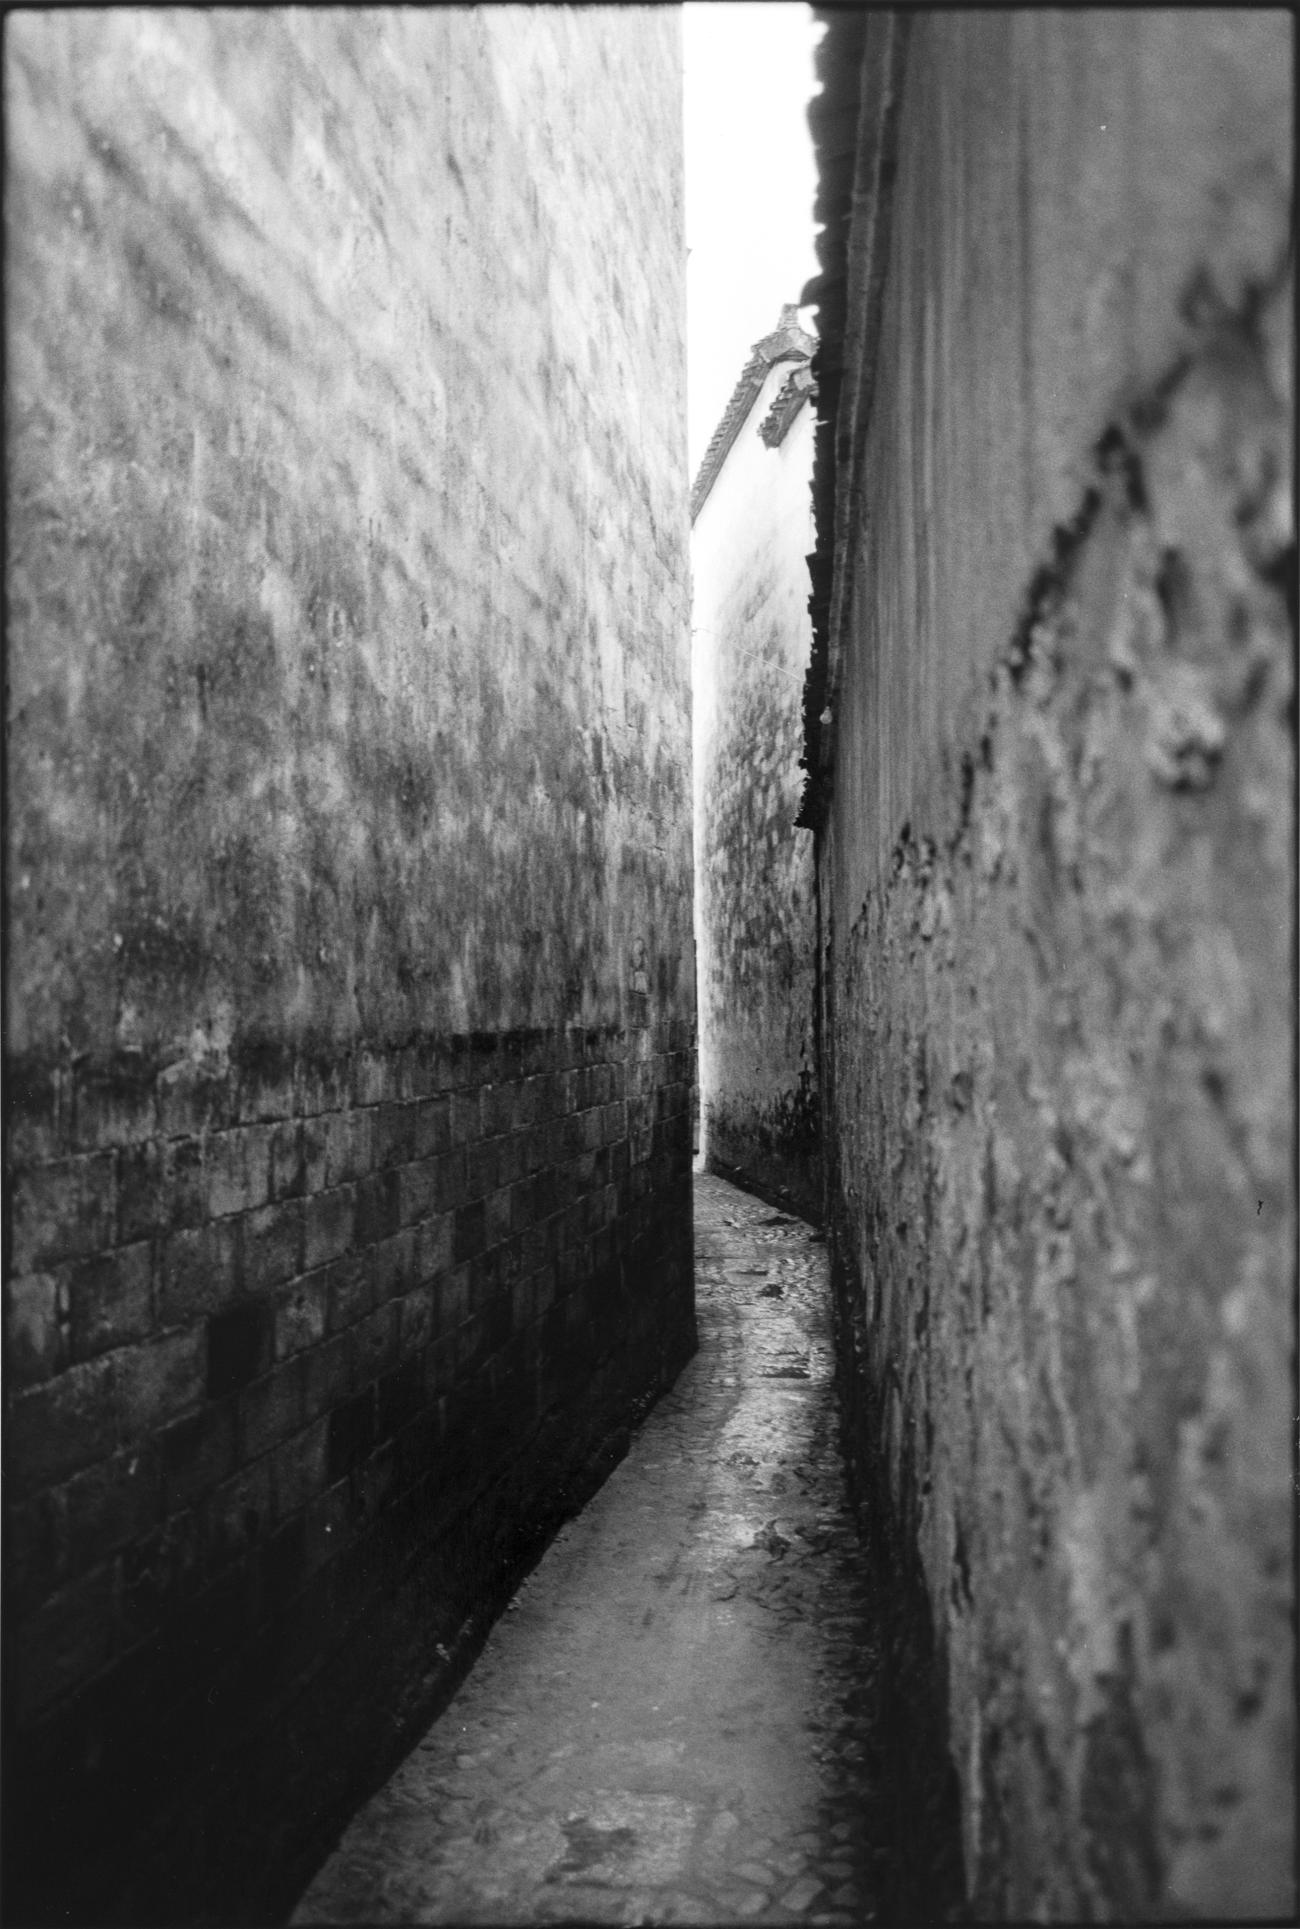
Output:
804,10,1294,1920
692,325,822,1220
3,10,694,1921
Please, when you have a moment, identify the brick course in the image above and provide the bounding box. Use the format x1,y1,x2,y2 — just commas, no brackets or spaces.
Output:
5,1022,694,1918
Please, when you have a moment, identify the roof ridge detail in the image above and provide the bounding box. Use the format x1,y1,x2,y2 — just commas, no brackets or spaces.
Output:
690,305,816,522
759,362,816,448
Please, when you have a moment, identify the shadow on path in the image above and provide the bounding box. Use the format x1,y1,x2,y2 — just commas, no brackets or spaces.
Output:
292,1175,950,1924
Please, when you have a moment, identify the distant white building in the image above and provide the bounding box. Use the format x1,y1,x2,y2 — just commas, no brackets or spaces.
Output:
691,305,821,1217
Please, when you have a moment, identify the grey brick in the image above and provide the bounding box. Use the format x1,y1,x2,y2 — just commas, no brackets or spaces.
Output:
373,1227,418,1306
10,1154,116,1272
203,1124,272,1219
158,1217,241,1325
66,1241,153,1361
302,1186,356,1271
242,1198,304,1292
239,1358,306,1460
116,1328,206,1442
323,1252,373,1334
7,1356,118,1487
5,1272,66,1386
274,1271,329,1359
397,1158,437,1227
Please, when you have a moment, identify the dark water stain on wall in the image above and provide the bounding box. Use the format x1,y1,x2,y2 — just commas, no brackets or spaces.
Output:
4,11,694,1921
806,9,1294,1917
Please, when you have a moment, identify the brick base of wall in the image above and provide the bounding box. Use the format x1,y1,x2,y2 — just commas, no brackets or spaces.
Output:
4,1021,695,1923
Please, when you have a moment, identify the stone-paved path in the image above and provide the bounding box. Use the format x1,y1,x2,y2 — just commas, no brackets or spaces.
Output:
292,1174,887,1925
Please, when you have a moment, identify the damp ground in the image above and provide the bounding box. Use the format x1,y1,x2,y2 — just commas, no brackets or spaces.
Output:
292,1173,891,1925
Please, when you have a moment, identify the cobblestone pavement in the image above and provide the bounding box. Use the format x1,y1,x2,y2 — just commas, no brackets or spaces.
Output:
293,1174,887,1925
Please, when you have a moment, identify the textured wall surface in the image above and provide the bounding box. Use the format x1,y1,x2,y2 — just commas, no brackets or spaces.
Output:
4,10,693,1920
810,10,1295,1919
693,362,821,1219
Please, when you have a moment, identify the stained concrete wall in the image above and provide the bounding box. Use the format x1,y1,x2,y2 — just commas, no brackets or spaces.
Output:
806,10,1295,1919
3,10,693,1920
693,340,821,1219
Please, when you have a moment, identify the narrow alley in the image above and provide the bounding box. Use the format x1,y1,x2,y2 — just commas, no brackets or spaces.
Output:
4,9,1293,1925
294,1175,936,1926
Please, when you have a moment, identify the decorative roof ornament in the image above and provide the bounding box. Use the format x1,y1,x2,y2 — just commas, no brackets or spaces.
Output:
759,362,816,448
690,304,816,522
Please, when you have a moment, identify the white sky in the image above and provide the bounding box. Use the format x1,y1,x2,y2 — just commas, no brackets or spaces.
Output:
684,2,823,478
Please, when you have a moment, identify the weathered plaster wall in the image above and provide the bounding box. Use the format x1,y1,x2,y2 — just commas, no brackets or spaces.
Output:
4,10,693,1920
693,356,821,1219
808,10,1294,1919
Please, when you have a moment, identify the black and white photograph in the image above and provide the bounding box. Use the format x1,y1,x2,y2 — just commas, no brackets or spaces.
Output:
3,5,1295,1924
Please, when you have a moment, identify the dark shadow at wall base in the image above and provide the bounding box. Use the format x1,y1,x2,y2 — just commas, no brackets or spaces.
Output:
826,1235,970,1927
4,1330,698,1929
704,1155,823,1229
265,1340,698,1927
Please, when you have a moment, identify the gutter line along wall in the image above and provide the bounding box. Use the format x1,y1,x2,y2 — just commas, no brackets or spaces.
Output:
804,9,1295,1920
692,314,822,1219
4,11,694,1921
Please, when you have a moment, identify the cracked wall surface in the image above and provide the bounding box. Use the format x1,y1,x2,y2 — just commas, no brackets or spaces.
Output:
808,10,1295,1918
4,10,693,1920
693,351,822,1220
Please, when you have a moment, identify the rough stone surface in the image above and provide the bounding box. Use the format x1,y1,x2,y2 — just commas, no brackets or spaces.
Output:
292,1176,963,1926
806,9,1295,1919
693,325,822,1220
3,11,693,1922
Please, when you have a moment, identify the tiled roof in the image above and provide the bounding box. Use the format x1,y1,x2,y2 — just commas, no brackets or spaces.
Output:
690,305,816,522
759,362,816,448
